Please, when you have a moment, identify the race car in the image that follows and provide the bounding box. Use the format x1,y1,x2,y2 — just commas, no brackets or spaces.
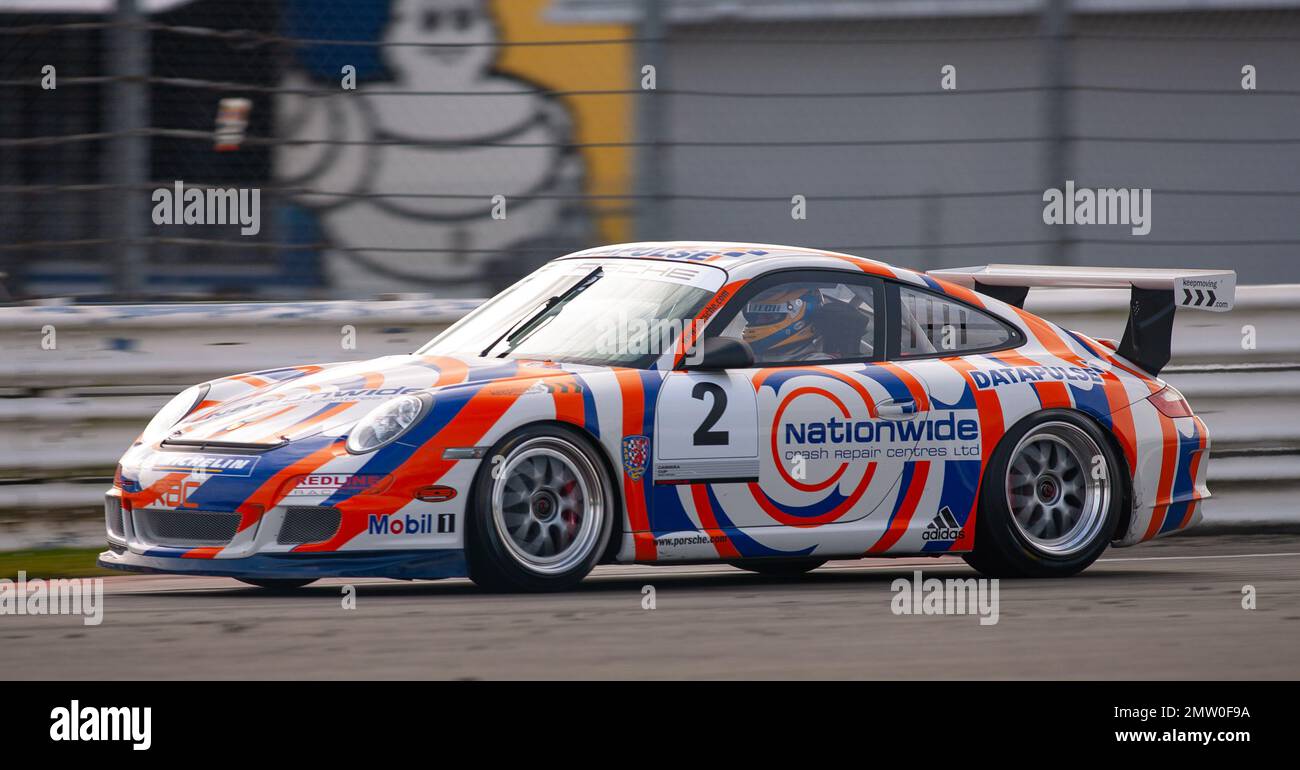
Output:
99,242,1235,591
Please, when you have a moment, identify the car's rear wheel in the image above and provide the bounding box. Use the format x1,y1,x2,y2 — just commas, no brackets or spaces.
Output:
237,578,317,590
466,425,615,592
963,410,1121,578
730,558,827,576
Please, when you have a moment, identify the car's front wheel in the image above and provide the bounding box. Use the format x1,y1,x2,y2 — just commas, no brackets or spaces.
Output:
963,410,1122,578
466,425,615,592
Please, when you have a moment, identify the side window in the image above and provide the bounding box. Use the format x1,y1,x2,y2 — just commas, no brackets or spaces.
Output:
714,277,878,365
896,285,1014,357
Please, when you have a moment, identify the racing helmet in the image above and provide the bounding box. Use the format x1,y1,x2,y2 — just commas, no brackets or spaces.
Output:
741,288,822,359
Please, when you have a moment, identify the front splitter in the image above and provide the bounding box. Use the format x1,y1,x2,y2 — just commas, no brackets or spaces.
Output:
98,547,468,580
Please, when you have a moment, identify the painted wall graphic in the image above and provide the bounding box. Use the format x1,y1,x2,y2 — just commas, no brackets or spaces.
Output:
275,0,633,295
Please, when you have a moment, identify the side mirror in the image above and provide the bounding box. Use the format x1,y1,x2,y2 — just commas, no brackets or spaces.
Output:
684,336,755,370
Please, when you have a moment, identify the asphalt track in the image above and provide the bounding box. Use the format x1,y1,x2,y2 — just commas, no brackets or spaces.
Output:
3,533,1299,680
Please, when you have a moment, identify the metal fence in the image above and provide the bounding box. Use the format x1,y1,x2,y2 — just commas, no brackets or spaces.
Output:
2,1,1300,300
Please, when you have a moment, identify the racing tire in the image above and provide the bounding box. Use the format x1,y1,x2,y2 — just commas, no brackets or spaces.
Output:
729,558,827,577
236,578,317,590
963,410,1122,579
466,424,616,592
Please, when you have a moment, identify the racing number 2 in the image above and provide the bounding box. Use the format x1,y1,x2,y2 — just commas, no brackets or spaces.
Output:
692,382,729,446
653,372,758,482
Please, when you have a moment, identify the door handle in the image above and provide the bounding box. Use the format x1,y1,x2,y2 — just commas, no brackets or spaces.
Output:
878,398,919,419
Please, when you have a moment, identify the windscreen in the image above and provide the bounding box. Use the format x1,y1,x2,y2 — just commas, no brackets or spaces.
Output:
419,260,724,368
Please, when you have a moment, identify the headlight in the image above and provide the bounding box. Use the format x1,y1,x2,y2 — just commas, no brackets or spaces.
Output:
346,394,428,454
140,384,209,444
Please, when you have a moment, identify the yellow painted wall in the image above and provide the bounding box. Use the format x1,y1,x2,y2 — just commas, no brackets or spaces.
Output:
491,0,634,243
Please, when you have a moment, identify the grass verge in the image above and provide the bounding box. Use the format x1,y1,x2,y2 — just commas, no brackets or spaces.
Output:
0,547,113,580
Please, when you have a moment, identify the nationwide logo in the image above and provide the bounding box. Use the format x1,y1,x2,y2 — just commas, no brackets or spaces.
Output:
922,506,964,542
367,513,455,536
784,411,978,446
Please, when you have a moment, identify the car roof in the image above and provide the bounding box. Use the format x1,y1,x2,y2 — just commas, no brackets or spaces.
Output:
555,241,1033,343
557,241,901,275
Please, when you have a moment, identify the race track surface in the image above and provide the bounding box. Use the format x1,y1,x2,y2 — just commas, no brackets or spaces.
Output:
3,533,1299,680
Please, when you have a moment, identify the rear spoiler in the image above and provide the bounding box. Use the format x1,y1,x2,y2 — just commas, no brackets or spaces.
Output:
927,264,1236,376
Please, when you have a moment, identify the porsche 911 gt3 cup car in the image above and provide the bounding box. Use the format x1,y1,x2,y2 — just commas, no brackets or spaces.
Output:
99,242,1235,591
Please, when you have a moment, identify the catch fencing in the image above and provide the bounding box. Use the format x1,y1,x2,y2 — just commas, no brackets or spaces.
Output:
4,3,1300,298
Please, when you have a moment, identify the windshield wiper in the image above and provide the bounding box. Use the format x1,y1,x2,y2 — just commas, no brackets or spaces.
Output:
479,266,603,358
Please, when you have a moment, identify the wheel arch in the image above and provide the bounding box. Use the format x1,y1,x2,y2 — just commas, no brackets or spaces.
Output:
1085,411,1136,542
470,419,626,565
963,405,1129,577
992,406,1134,543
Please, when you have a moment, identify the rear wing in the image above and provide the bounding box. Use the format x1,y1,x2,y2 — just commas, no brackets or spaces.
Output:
928,264,1236,376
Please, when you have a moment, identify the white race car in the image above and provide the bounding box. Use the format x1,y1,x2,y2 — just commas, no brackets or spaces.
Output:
100,242,1233,591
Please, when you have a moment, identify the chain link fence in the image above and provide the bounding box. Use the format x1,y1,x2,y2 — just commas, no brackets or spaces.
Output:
1,0,1298,300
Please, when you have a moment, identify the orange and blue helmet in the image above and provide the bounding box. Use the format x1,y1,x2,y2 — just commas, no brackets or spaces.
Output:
741,288,822,359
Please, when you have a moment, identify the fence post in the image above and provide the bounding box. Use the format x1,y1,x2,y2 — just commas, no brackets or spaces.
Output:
106,0,150,298
1042,0,1072,266
634,0,667,241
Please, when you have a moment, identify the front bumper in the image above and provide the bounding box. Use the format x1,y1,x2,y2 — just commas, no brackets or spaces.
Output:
106,435,472,578
101,486,467,580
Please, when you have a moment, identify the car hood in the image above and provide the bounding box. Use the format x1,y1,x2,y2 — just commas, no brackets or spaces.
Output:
160,354,604,448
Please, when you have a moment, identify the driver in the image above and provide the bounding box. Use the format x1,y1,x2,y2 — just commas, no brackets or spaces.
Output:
741,288,827,361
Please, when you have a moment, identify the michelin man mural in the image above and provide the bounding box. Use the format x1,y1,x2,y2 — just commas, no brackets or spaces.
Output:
275,0,591,296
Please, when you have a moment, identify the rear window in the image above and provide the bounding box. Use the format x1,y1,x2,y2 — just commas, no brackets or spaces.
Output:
896,285,1016,357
